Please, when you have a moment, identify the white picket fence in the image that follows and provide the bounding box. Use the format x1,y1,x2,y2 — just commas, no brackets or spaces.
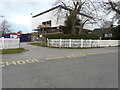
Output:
0,37,20,49
47,39,120,48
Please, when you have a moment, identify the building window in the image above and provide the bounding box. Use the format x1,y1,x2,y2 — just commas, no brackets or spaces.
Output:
105,34,112,38
42,20,51,26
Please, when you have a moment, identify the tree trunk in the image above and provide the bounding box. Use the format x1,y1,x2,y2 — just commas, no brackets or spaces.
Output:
71,12,77,34
79,26,83,34
71,19,76,34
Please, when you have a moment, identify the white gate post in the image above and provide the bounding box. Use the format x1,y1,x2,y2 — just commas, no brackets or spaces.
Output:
59,39,62,48
19,38,20,48
89,39,92,47
2,37,4,49
47,38,49,47
98,39,101,47
69,39,71,47
81,39,83,48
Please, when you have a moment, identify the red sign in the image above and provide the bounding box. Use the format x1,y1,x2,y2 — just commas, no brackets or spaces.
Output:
17,32,21,36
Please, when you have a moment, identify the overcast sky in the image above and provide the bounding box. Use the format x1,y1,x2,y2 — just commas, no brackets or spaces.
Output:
0,0,98,33
0,0,117,33
0,0,53,33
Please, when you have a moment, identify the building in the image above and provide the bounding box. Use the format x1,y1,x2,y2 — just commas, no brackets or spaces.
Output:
32,5,93,41
2,33,31,42
91,28,113,39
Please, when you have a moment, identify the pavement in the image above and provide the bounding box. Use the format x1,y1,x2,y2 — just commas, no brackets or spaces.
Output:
1,43,119,88
2,43,119,62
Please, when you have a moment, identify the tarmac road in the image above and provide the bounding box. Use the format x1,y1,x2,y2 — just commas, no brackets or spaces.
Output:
2,43,119,88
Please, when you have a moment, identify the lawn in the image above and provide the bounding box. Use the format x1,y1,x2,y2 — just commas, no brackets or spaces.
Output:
50,47,103,49
28,43,47,47
0,48,25,54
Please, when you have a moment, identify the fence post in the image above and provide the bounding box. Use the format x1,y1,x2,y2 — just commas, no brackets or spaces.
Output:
2,37,4,49
98,39,100,47
81,39,83,48
69,39,71,47
118,40,119,46
89,39,92,47
47,38,49,47
19,38,20,48
59,39,62,48
109,39,111,47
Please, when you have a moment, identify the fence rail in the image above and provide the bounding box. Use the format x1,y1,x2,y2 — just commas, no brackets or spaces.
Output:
0,37,20,49
47,39,120,48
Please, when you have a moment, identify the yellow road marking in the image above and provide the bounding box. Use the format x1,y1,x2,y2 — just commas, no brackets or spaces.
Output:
67,56,73,58
31,59,41,62
17,60,26,65
71,55,77,57
89,53,97,55
1,59,41,68
0,62,5,68
46,57,65,60
26,60,35,63
5,61,17,66
79,54,87,56
1,51,117,68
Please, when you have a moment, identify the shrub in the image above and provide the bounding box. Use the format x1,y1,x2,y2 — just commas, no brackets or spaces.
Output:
112,25,120,40
46,34,99,39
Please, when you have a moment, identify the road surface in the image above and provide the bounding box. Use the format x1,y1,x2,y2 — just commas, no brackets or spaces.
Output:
2,43,119,88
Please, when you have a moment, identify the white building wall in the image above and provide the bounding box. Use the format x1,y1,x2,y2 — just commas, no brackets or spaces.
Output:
78,15,94,30
32,7,94,30
32,8,67,30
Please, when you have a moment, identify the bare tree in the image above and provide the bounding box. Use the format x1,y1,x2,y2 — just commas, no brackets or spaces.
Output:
78,1,97,34
107,0,120,15
0,20,11,35
108,0,120,24
53,0,96,34
100,0,120,24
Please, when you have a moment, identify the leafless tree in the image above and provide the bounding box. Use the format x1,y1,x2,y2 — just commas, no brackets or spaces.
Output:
100,0,120,24
53,0,97,34
0,20,11,35
107,0,120,15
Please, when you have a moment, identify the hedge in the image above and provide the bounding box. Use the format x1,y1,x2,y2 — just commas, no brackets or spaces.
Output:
46,34,99,39
112,25,120,40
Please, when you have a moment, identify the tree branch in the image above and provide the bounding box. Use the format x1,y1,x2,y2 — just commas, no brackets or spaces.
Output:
109,1,120,14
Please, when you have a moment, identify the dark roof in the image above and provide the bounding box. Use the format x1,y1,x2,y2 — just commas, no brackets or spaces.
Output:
32,6,60,18
32,5,93,19
92,28,112,34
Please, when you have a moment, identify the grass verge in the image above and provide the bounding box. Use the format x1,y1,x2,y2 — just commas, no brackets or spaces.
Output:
28,43,47,47
0,48,26,54
49,47,104,49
